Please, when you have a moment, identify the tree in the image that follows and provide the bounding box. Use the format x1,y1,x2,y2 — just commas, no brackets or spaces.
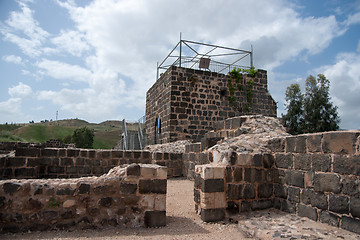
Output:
302,74,340,133
283,74,340,134
71,127,94,148
283,83,304,134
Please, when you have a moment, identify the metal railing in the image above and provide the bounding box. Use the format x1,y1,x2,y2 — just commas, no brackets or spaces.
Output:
120,116,146,150
157,35,253,80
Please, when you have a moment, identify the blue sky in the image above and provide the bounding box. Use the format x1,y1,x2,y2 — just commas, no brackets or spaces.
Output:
0,0,359,129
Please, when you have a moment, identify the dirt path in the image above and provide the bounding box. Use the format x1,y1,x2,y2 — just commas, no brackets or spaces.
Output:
3,179,360,239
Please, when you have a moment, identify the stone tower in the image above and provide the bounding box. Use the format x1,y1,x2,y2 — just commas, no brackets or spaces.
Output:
145,66,277,145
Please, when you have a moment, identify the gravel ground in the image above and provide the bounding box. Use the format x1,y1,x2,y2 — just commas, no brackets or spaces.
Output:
2,179,360,240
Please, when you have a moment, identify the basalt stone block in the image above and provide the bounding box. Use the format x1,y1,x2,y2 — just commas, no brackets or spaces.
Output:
342,176,359,197
301,188,312,205
244,168,263,183
14,168,35,177
200,208,225,222
319,211,339,227
194,174,202,189
243,184,256,199
311,191,328,210
258,183,273,198
225,166,233,183
285,170,304,188
67,149,79,157
253,154,262,167
275,153,292,169
48,166,64,174
15,147,40,157
322,132,359,154
333,155,360,176
61,210,75,219
127,164,140,176
251,199,273,210
273,198,282,209
75,158,85,166
329,195,349,214
341,216,360,234
274,184,287,198
5,157,26,167
99,197,113,207
314,173,341,193
233,167,242,182
263,154,274,168
41,148,58,157
287,186,300,203
298,204,318,221
78,183,90,194
312,154,331,172
56,188,75,196
350,197,360,218
120,182,137,194
144,211,166,227
3,182,20,194
281,200,296,213
227,184,242,200
28,198,43,209
194,189,200,203
267,138,285,152
293,154,311,171
306,134,322,152
201,179,224,193
139,179,167,194
78,166,91,174
285,137,296,152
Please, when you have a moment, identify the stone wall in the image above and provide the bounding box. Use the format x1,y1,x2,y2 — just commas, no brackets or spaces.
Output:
145,66,277,145
0,164,167,233
191,130,360,234
269,131,360,234
194,153,275,222
0,145,184,179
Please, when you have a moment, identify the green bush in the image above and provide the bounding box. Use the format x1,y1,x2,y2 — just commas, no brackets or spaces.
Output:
71,127,94,148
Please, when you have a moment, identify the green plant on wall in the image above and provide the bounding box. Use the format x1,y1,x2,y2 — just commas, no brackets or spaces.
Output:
48,197,60,208
244,79,254,113
243,66,258,77
228,67,256,111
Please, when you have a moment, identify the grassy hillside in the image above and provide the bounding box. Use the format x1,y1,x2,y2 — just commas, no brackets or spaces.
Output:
0,119,135,149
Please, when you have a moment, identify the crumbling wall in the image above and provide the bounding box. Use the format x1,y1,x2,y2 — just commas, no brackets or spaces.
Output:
194,153,275,222
0,164,167,233
189,116,360,234
0,146,183,179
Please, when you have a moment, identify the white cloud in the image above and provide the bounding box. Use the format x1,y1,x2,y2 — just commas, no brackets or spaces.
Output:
51,30,90,57
0,98,24,123
36,59,92,82
8,82,33,98
344,12,360,26
316,53,360,129
2,55,22,64
357,40,360,52
0,0,51,57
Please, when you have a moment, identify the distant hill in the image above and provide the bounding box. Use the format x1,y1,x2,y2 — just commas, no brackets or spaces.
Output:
0,119,140,149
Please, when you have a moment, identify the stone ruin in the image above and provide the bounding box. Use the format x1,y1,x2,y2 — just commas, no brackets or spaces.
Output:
1,115,359,235
145,66,277,145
